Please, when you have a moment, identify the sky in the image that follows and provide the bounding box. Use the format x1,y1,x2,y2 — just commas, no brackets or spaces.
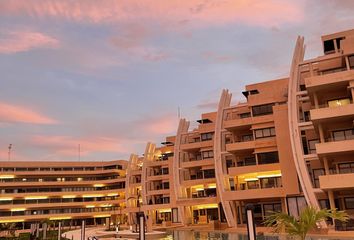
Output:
0,0,354,161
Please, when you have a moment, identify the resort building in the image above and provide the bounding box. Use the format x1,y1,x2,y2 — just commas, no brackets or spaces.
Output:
0,28,354,232
0,160,127,228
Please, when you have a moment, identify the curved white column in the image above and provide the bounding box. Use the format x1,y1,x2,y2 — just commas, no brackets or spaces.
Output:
125,153,139,225
288,37,325,228
214,89,236,227
142,142,156,206
172,119,190,225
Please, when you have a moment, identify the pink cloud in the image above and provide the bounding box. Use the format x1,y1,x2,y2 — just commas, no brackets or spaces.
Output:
0,0,304,27
0,102,57,124
202,51,236,63
143,115,178,135
0,30,59,54
30,135,131,157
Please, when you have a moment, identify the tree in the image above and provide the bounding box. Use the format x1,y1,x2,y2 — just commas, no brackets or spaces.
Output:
0,222,17,237
264,206,349,240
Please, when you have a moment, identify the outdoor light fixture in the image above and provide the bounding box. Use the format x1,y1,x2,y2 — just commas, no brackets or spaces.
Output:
24,196,48,200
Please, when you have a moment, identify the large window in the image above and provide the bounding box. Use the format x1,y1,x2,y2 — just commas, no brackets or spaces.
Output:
201,132,213,141
344,198,354,209
257,152,279,165
332,129,354,141
328,98,351,108
255,127,276,139
312,168,325,188
308,139,319,154
202,150,214,159
252,103,274,117
263,203,282,217
348,55,354,69
338,162,354,174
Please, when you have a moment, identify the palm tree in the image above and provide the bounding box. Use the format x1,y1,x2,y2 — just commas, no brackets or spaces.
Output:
264,206,349,240
0,222,17,237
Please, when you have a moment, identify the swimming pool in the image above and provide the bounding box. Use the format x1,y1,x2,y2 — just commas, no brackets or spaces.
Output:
156,230,353,240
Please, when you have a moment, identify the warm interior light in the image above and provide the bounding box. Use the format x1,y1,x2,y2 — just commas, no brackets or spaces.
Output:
11,208,26,212
93,184,105,187
193,204,218,210
208,184,217,189
24,196,48,200
49,217,71,220
0,197,13,201
107,193,119,197
0,219,24,223
0,175,15,179
158,209,171,213
94,214,111,218
257,173,282,178
62,195,76,199
82,194,104,198
195,188,204,191
245,178,258,182
86,205,95,208
100,204,112,207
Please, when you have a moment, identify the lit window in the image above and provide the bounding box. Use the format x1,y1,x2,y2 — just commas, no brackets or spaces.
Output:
328,98,350,108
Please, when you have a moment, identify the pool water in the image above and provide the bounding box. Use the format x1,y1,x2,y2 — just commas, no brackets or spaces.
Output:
154,230,353,240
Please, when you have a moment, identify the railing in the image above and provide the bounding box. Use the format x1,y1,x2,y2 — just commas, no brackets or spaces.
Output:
0,165,123,172
0,206,120,217
0,175,123,183
236,177,282,191
0,184,125,194
0,196,123,206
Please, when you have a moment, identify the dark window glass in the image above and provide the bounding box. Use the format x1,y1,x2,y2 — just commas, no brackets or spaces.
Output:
344,198,354,209
255,127,276,139
201,132,214,141
252,104,274,116
257,152,279,164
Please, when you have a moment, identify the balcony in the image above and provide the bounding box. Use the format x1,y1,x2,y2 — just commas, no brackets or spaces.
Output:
176,196,217,206
228,163,280,176
226,140,255,153
316,138,354,156
305,68,354,92
310,102,354,123
223,187,285,201
319,173,354,190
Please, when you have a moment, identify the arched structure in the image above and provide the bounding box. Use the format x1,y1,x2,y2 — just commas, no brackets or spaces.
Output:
287,36,325,227
172,119,190,225
213,89,236,227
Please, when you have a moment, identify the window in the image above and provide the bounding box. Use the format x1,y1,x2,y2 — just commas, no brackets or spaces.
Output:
247,180,258,189
344,198,354,209
241,134,253,142
308,139,319,154
332,129,354,141
328,98,351,108
201,132,213,141
240,112,251,118
252,103,274,116
202,150,214,159
324,39,335,54
338,162,354,174
263,203,282,216
260,177,282,189
349,55,354,69
257,152,279,165
203,169,215,178
312,169,325,188
255,127,276,139
319,199,330,209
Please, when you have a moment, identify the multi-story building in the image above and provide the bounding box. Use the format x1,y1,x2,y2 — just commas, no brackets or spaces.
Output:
174,112,223,226
0,160,127,228
1,29,354,232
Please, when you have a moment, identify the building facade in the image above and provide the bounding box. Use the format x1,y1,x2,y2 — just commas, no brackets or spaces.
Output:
1,29,354,231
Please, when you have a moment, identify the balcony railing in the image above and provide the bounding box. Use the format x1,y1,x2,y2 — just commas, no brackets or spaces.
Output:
235,177,282,191
0,206,120,217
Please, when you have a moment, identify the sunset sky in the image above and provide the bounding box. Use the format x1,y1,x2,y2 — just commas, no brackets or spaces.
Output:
1,0,354,161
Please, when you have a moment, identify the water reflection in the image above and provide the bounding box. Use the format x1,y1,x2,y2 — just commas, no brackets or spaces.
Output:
158,230,352,240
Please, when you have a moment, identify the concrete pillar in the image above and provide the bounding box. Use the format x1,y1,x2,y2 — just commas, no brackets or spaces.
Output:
318,123,325,143
328,190,336,225
314,92,319,109
323,157,330,175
